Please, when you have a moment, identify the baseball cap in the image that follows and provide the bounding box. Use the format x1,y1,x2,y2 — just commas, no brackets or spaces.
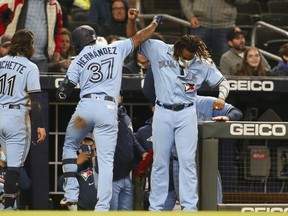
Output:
83,133,94,142
0,35,11,47
226,29,244,41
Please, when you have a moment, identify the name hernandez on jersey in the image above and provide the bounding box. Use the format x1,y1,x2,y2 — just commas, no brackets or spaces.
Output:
76,47,118,68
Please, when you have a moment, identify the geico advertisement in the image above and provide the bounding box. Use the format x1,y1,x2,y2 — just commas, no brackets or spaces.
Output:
230,123,286,136
54,78,275,92
228,80,274,91
241,207,288,212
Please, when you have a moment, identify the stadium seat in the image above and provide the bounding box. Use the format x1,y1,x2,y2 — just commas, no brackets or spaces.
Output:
71,8,89,22
237,1,262,15
235,13,254,43
260,13,288,30
267,0,288,14
237,0,262,23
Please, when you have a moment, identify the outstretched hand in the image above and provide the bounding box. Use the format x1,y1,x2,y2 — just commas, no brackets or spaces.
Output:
153,15,163,25
128,8,139,21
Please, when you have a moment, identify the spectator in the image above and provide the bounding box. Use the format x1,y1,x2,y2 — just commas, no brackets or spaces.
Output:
0,0,63,72
59,134,97,210
100,0,132,37
58,0,74,28
48,28,76,73
271,43,288,76
0,35,11,57
180,0,250,66
220,27,271,76
235,46,270,76
87,0,132,27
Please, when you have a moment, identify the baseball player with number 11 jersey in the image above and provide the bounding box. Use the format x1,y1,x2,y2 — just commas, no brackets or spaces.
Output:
0,29,46,210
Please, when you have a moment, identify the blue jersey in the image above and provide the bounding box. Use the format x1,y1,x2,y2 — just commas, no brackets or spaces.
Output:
67,39,133,100
196,95,233,122
140,39,224,104
0,55,41,108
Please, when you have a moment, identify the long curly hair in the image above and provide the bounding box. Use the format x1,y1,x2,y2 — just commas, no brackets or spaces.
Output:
8,29,34,59
173,34,211,62
236,47,267,76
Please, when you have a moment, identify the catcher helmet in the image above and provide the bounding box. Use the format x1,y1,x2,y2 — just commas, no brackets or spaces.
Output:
72,25,97,54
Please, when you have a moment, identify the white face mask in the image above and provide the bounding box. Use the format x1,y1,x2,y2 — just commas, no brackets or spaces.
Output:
178,57,193,69
0,151,6,162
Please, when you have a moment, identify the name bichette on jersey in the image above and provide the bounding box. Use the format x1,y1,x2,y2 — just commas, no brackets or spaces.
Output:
76,47,117,67
0,60,27,74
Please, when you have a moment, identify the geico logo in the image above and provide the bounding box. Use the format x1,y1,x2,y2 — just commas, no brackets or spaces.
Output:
241,207,288,212
55,78,80,89
230,123,286,136
228,80,274,91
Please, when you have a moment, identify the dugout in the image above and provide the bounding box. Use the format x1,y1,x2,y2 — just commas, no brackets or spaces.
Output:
24,74,288,210
199,121,288,212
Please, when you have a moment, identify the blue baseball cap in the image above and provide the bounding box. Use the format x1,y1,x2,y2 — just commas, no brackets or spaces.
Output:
83,133,94,142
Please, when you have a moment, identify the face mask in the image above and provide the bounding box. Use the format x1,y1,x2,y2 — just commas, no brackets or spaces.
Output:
178,57,193,69
0,151,6,162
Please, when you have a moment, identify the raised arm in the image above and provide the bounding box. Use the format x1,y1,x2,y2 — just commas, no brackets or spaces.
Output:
126,8,162,48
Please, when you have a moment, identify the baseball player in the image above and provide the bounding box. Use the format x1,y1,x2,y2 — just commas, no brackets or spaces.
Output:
0,29,46,210
127,15,230,211
55,9,162,211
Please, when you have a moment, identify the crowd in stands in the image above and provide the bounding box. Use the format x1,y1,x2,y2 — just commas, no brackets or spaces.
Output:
1,0,287,76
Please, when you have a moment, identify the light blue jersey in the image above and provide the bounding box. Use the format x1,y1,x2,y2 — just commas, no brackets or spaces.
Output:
67,38,133,100
0,55,41,108
140,39,224,104
0,55,40,168
196,95,233,122
140,39,227,211
61,38,134,211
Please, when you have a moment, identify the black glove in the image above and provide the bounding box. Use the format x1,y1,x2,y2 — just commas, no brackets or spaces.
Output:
153,15,163,25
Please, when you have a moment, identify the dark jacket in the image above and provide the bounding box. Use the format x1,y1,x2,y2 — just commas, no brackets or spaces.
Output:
58,162,97,210
112,105,146,181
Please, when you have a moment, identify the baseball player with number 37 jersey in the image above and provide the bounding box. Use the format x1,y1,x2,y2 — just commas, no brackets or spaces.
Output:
127,14,230,210
56,9,163,211
0,29,46,210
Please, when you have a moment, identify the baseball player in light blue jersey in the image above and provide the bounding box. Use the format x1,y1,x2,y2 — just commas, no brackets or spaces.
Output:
142,66,242,207
127,14,230,211
56,9,163,211
0,29,46,210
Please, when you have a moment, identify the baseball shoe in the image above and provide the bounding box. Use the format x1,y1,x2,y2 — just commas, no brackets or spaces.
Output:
60,198,77,206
